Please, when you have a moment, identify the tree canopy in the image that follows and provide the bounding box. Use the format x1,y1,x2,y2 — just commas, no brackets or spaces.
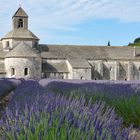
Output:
128,37,140,46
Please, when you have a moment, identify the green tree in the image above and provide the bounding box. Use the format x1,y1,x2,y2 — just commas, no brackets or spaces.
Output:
128,37,140,46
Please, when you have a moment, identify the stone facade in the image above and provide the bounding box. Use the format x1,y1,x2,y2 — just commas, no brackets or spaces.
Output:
0,7,140,80
5,57,41,79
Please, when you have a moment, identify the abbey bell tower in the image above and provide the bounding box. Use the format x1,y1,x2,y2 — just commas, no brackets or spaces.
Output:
1,7,39,50
12,7,28,30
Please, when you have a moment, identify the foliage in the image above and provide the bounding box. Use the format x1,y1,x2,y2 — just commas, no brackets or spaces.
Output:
0,78,23,98
0,83,137,140
39,79,140,127
128,37,140,46
0,79,140,139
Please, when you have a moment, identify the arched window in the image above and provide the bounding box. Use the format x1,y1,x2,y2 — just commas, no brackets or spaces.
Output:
18,19,23,28
24,68,29,76
11,68,15,76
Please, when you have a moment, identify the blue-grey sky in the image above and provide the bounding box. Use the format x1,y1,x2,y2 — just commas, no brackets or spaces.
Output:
0,0,140,46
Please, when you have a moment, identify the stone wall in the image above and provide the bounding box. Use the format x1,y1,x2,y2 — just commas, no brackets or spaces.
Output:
0,59,5,78
2,39,13,50
42,59,69,79
88,60,102,80
72,68,91,80
12,39,33,48
2,39,38,50
103,61,116,80
12,17,28,30
2,57,140,81
66,60,91,80
66,60,73,79
119,61,128,80
133,62,140,80
43,72,68,79
88,60,134,81
5,57,41,79
0,74,5,78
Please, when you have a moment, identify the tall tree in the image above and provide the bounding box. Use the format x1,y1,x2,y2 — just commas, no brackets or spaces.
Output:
107,40,111,46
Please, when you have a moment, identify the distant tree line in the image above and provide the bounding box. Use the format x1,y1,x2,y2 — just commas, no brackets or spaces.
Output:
128,38,140,46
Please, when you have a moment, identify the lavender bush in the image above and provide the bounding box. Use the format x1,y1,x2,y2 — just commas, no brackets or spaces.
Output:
39,79,140,127
0,81,138,140
39,79,140,99
0,78,23,98
0,79,139,139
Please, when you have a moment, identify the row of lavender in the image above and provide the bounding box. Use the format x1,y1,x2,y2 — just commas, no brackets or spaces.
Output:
40,79,140,98
40,79,140,127
0,78,23,98
0,79,140,139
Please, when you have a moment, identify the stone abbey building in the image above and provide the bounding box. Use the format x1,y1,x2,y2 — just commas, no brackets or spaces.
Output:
0,7,140,80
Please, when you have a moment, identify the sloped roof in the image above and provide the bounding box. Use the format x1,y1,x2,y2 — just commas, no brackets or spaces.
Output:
68,59,91,68
5,42,40,58
2,29,39,40
0,43,140,61
0,63,5,73
13,7,28,18
0,49,8,59
42,61,69,72
40,44,140,60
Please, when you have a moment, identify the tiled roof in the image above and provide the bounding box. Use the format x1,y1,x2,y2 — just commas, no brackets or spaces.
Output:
40,44,140,60
68,59,91,68
42,61,69,73
2,29,39,40
0,43,140,62
5,42,40,58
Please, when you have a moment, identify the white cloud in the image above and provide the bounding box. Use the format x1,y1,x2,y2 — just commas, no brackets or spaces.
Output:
0,0,140,43
25,0,140,30
1,0,140,28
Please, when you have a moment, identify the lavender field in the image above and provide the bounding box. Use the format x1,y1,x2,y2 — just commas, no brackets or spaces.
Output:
0,78,140,140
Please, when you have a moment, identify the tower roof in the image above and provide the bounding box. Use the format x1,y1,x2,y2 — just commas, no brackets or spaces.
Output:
1,29,39,40
5,42,40,58
13,7,28,18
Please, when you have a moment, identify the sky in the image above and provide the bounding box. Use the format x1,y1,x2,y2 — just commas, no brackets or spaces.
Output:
0,0,140,46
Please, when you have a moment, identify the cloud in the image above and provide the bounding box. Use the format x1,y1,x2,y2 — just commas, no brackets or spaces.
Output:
1,0,140,29
0,0,140,43
25,0,140,30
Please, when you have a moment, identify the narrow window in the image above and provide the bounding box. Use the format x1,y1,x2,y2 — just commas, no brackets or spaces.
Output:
62,74,64,79
18,19,23,28
11,68,15,76
109,67,112,71
6,41,9,47
24,68,29,76
35,41,38,48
